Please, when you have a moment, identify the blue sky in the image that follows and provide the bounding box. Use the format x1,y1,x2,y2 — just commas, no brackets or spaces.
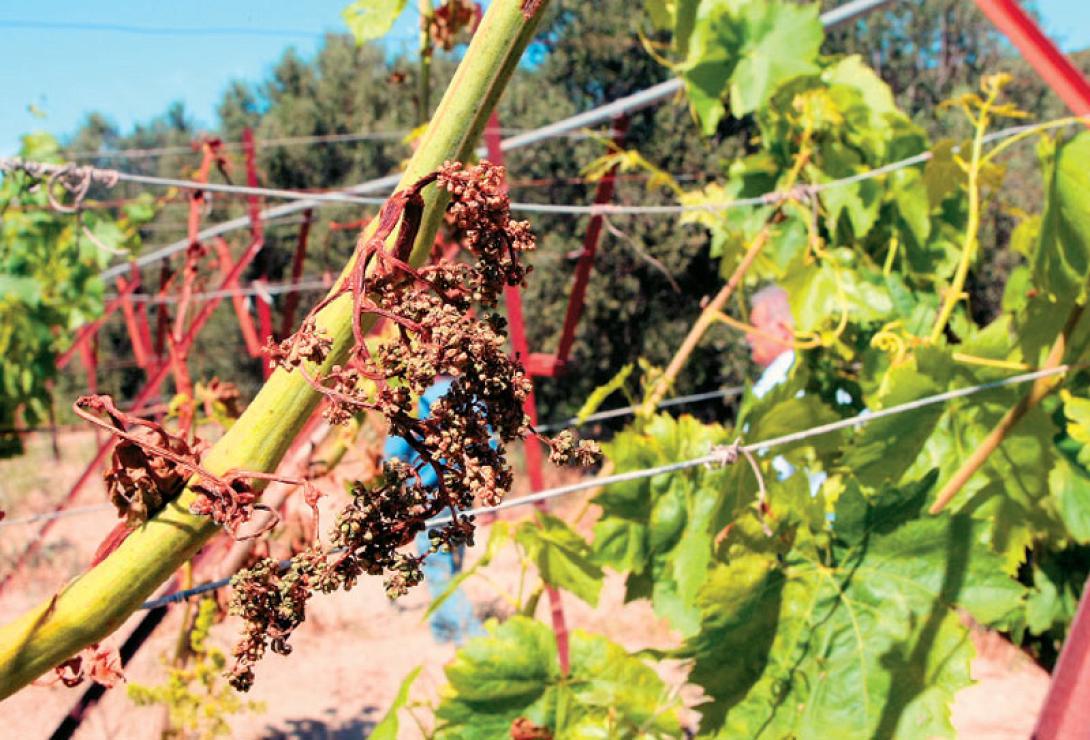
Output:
1,0,1087,156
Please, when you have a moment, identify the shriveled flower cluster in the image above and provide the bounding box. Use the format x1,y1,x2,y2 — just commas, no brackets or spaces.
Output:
49,642,124,689
228,161,598,691
196,377,244,421
75,394,314,538
429,0,480,51
75,395,203,526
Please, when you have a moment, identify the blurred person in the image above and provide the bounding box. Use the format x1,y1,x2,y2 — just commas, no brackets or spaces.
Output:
383,376,484,644
745,286,828,493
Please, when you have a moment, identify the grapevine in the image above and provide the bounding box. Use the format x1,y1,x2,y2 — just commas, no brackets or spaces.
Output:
3,1,1090,738
227,160,598,690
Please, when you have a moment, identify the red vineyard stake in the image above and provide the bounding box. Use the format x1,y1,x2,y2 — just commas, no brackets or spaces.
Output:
972,0,1090,117
154,262,173,361
1035,572,1090,738
216,129,268,359
0,200,272,597
242,128,265,245
254,280,274,380
213,237,263,356
133,299,154,371
553,114,629,370
242,128,273,360
168,139,224,430
77,337,98,396
115,268,152,371
280,209,314,340
484,111,573,676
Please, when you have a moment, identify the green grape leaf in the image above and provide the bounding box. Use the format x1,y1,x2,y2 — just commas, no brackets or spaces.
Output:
840,349,951,489
891,167,932,246
371,666,422,740
923,140,962,207
679,0,822,133
341,0,407,45
644,0,672,29
1061,392,1090,470
688,482,1024,737
726,1,823,117
1049,457,1090,544
517,514,603,607
1009,213,1042,259
1002,265,1032,313
1032,131,1090,303
781,252,893,335
1022,547,1089,639
822,178,882,237
679,6,739,135
434,617,682,738
594,414,739,634
645,0,700,56
0,275,42,306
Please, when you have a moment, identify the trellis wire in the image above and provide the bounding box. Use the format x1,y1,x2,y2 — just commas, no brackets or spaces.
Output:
82,0,897,281
0,503,114,528
534,387,742,434
7,113,1082,250
137,364,1069,609
63,128,619,161
121,278,333,306
0,387,740,529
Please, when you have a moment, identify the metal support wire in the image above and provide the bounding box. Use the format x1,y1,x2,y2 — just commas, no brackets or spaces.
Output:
137,364,1068,609
89,0,903,280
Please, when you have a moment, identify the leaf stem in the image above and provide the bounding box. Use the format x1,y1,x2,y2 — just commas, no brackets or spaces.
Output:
638,221,777,417
929,84,1003,344
929,303,1082,514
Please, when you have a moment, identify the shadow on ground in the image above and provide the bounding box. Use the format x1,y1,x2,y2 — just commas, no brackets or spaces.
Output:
264,705,379,739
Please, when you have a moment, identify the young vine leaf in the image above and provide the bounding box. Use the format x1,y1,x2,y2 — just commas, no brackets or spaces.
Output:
434,616,682,738
687,480,1024,738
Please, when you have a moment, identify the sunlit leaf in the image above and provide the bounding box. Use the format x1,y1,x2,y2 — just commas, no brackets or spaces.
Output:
342,0,407,45
434,617,682,738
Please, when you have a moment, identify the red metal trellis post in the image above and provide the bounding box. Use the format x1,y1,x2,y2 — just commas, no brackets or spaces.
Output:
552,114,629,372
483,112,572,674
214,237,263,356
972,0,1090,118
280,208,314,340
242,128,274,376
483,109,629,675
116,267,153,371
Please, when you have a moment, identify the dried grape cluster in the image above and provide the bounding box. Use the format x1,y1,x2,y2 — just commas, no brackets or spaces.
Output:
429,0,480,51
227,161,599,691
75,395,203,526
75,395,314,539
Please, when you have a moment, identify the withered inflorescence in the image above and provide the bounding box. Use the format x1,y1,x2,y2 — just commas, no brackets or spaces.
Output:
227,161,599,691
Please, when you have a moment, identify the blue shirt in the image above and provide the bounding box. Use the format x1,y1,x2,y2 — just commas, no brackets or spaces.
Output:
382,378,454,488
